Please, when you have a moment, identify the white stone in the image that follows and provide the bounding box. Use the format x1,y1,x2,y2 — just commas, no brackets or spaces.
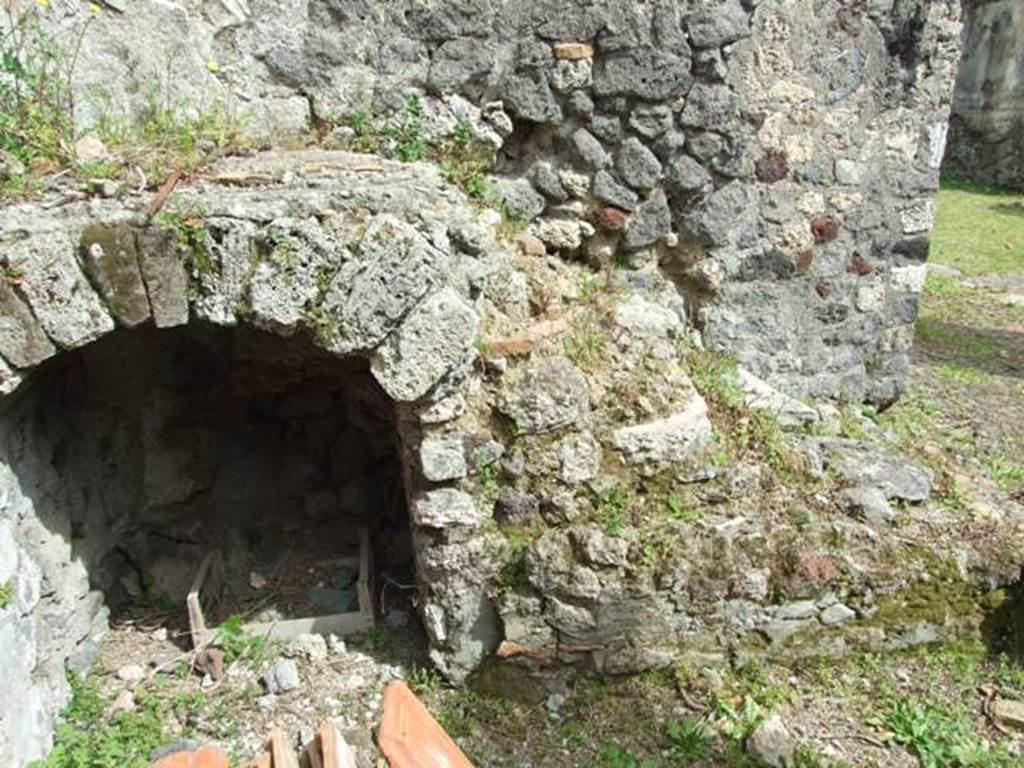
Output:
890,264,928,294
555,433,602,484
901,200,935,234
820,603,856,626
559,169,591,199
287,633,328,662
14,233,115,350
264,659,300,694
116,664,146,683
612,395,712,467
855,282,887,312
412,489,485,529
551,59,592,91
835,158,864,185
532,218,584,251
0,356,22,396
418,394,467,424
613,295,683,338
737,368,819,428
999,294,1024,308
924,122,949,170
747,714,796,768
74,135,110,163
767,81,816,103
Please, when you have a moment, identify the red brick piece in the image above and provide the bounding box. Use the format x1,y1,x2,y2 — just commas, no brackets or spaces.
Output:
378,681,475,768
755,151,789,183
849,254,873,276
598,206,629,232
810,216,841,244
152,745,229,768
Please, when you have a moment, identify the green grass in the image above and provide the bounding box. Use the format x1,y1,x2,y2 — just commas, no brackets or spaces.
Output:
933,362,994,385
982,454,1024,492
930,175,1024,276
0,579,12,609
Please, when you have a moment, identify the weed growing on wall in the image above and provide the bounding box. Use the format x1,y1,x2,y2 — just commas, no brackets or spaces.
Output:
0,2,249,200
0,1,84,167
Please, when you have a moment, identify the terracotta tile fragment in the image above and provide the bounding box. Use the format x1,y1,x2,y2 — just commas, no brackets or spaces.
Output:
378,681,475,768
152,745,229,768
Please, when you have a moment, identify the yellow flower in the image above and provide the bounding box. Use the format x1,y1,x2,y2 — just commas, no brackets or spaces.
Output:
206,59,220,73
35,0,51,9
88,2,101,14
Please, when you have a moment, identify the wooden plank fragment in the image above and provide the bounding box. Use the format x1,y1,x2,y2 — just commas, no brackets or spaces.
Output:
318,721,357,768
187,550,224,649
244,611,374,643
270,728,300,768
357,527,373,621
245,753,272,768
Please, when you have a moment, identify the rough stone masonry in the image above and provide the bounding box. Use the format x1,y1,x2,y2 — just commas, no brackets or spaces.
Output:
41,0,964,406
946,0,1024,189
0,1,991,765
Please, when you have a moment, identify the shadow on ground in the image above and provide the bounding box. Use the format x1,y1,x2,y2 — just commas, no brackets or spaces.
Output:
915,321,1024,379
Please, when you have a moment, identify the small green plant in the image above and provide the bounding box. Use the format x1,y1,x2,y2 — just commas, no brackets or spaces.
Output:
686,349,744,411
565,314,608,369
598,744,660,768
872,697,1006,768
665,716,712,762
267,230,302,288
388,95,428,162
982,454,1024,492
475,454,501,504
366,623,390,652
451,117,472,151
0,2,81,168
0,578,12,609
29,674,173,768
494,524,535,590
594,484,634,535
408,665,446,695
154,201,212,281
715,695,764,742
214,613,270,665
664,492,701,523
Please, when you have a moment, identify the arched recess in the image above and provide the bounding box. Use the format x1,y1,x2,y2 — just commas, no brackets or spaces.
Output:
0,320,418,752
0,151,505,765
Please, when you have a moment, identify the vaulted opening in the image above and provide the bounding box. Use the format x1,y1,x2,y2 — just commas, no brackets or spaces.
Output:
0,322,413,647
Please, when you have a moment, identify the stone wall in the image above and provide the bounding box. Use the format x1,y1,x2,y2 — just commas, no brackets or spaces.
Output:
946,0,1024,189
2,150,1022,766
32,0,964,405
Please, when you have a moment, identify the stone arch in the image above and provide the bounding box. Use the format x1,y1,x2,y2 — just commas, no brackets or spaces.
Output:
0,151,509,764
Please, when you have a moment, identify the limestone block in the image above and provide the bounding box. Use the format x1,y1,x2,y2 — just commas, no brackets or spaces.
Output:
498,357,590,434
412,489,484,529
14,230,114,349
0,284,56,369
371,287,478,402
612,395,712,467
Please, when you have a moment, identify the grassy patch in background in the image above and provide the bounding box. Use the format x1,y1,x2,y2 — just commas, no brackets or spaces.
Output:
930,175,1024,276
